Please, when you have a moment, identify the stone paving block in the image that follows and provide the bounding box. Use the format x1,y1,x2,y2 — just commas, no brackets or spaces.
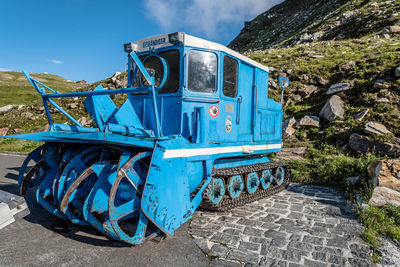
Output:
303,259,328,267
189,184,374,266
210,258,242,267
227,248,259,264
210,244,229,257
238,241,260,252
259,256,288,267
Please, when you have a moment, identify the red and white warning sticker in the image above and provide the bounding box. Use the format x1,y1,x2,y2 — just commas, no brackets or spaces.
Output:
208,105,220,118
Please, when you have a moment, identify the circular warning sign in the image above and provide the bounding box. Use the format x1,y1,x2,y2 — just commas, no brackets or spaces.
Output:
208,105,220,118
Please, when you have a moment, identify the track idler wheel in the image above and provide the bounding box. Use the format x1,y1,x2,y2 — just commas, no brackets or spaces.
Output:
205,177,225,205
245,172,259,194
227,175,244,199
259,169,273,190
108,152,154,245
274,167,285,185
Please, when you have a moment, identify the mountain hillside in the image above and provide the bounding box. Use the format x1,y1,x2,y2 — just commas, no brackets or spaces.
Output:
229,0,400,52
233,0,400,260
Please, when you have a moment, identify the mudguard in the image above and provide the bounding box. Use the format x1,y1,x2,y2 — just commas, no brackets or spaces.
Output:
140,142,212,236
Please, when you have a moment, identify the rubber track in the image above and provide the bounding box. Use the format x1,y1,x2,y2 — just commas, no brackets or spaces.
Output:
199,162,291,212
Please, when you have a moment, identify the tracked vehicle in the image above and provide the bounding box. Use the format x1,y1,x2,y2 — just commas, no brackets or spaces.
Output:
4,32,290,245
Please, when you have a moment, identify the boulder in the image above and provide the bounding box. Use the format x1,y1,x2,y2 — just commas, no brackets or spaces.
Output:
319,95,344,122
78,117,88,127
349,133,400,157
377,98,390,103
364,122,391,136
0,128,8,142
315,76,329,86
341,61,356,71
66,103,78,109
368,159,400,192
268,79,277,89
369,187,400,208
276,147,306,161
373,81,390,89
283,117,296,136
383,25,400,34
21,111,35,120
297,85,318,98
326,83,350,95
299,74,309,81
354,109,369,121
0,105,15,113
291,94,301,101
395,66,400,77
298,115,320,128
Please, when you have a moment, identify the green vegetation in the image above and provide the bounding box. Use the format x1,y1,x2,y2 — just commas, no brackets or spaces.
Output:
358,204,400,261
0,71,85,106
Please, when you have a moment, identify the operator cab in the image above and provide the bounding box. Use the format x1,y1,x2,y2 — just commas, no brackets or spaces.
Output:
124,32,282,145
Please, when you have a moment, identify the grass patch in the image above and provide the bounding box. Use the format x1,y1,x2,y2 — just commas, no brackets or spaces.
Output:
358,205,400,252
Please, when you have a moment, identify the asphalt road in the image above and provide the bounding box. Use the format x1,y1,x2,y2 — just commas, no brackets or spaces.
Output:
0,152,209,267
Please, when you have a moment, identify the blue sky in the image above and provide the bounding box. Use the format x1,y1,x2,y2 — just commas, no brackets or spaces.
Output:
0,0,282,82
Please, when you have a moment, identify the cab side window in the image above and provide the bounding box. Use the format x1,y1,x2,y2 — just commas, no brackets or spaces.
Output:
223,56,238,98
188,50,217,93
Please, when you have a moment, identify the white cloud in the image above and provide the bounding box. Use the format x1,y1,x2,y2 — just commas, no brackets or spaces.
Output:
0,68,13,71
48,59,63,65
143,0,282,38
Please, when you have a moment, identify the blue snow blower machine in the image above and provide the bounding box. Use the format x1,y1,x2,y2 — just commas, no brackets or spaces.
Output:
5,32,290,245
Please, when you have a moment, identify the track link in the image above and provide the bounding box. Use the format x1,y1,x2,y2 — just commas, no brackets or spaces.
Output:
199,162,291,212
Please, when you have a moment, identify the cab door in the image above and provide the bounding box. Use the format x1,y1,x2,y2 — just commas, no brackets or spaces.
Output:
218,55,239,143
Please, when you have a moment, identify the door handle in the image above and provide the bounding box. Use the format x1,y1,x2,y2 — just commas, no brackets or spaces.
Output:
236,96,242,124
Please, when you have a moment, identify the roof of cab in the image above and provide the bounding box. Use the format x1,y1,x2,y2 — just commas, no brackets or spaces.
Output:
129,32,269,73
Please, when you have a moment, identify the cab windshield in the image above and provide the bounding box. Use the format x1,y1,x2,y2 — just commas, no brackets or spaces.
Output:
131,50,180,94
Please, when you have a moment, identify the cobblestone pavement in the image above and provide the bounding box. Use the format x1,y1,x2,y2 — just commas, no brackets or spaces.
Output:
189,184,375,267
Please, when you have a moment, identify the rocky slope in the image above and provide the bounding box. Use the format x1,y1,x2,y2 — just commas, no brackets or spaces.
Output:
229,0,400,52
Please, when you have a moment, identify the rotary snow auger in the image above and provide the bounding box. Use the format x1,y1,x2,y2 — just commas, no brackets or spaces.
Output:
4,32,290,245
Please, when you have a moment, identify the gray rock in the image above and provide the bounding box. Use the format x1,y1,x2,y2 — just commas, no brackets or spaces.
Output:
377,98,390,103
0,128,8,142
67,103,78,109
21,111,35,120
395,66,400,77
319,95,345,122
276,147,306,161
341,61,356,71
384,25,400,34
349,133,400,157
291,94,301,101
299,74,309,81
354,109,369,121
0,105,15,113
269,79,278,89
374,81,390,89
364,122,391,135
369,187,400,208
315,76,329,86
326,83,350,95
283,117,296,136
78,117,88,126
298,115,320,128
297,85,318,98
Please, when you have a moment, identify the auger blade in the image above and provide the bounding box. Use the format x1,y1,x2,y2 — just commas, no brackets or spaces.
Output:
56,147,102,225
108,151,161,245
